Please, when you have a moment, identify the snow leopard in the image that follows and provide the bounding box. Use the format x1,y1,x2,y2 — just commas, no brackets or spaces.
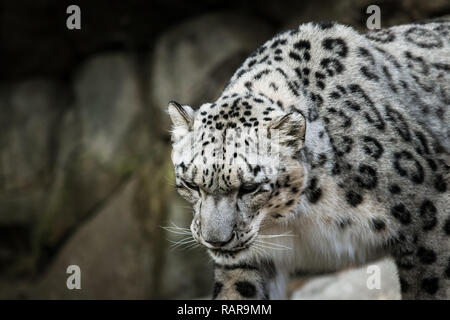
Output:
168,21,450,300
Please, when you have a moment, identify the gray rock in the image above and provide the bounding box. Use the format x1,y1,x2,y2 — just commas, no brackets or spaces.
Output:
33,179,152,299
150,12,274,113
36,53,149,265
0,80,67,224
0,80,69,276
75,54,143,164
291,258,401,300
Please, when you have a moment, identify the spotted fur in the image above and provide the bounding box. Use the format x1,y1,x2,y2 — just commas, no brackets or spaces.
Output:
168,21,450,300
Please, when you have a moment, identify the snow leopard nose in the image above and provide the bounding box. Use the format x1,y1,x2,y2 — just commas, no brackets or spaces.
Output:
204,233,235,248
200,195,237,248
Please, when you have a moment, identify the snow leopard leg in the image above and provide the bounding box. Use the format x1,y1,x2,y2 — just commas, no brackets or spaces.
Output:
393,234,450,300
212,259,287,300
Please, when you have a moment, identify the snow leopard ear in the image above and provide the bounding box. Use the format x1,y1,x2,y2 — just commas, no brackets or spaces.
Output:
168,101,194,130
270,109,306,149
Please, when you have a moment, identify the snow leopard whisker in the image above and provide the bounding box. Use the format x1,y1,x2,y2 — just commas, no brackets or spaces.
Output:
173,204,193,210
168,237,197,250
252,243,287,252
169,221,191,230
254,240,292,250
185,243,202,251
258,232,296,239
253,242,290,250
161,222,192,235
168,237,195,245
252,243,291,252
164,175,176,187
169,241,198,251
162,227,192,235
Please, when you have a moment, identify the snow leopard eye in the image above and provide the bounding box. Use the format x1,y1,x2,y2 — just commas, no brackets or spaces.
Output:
181,179,199,192
238,183,260,196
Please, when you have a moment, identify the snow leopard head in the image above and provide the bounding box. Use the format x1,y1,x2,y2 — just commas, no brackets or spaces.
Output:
168,94,306,262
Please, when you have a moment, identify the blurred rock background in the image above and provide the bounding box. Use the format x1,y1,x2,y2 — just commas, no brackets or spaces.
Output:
0,0,448,299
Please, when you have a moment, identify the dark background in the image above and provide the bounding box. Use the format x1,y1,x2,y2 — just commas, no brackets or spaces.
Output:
1,0,449,299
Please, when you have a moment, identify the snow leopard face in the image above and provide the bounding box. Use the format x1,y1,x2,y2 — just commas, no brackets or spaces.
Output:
168,95,306,262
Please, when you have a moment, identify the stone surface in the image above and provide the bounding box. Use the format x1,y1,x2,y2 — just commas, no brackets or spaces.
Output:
32,179,151,299
0,80,67,223
35,53,149,266
75,54,143,164
150,12,274,113
290,258,401,300
0,79,69,276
